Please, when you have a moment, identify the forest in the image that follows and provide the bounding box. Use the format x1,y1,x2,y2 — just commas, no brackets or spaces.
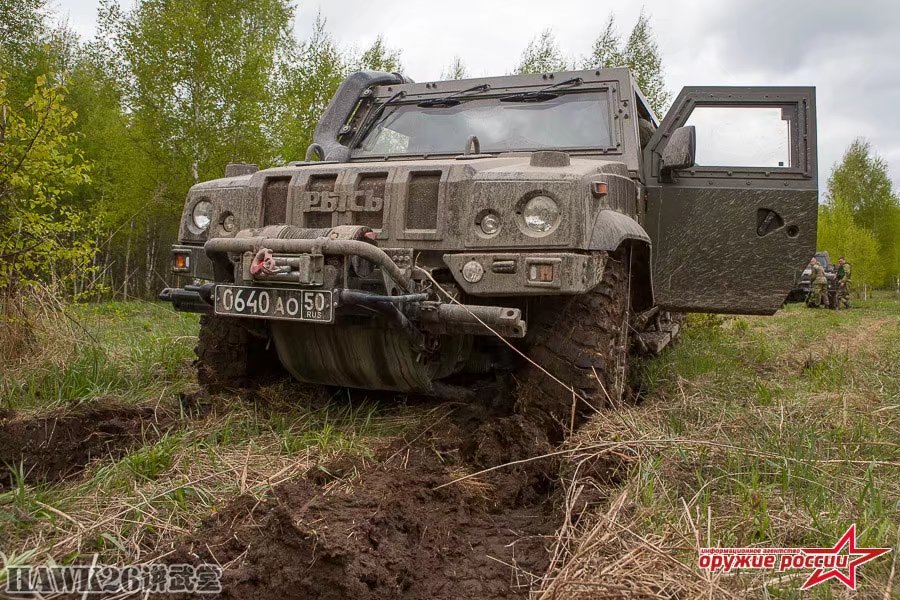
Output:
1,0,899,306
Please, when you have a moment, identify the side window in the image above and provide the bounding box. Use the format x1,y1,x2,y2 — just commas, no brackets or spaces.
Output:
685,105,797,168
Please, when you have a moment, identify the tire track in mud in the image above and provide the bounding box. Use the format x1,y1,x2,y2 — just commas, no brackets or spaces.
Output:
168,394,564,600
0,404,179,490
166,255,636,598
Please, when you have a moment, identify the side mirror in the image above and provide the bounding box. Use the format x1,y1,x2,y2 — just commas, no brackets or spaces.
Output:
660,125,696,180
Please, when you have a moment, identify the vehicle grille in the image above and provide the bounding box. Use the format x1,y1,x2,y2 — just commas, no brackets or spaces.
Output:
262,177,290,225
304,174,337,228
355,173,386,230
405,171,440,230
604,175,638,215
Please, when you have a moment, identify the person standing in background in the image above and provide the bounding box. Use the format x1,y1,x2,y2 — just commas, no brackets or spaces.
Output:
836,257,852,309
807,257,828,308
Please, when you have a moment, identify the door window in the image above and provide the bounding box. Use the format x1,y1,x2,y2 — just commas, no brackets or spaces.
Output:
685,105,795,168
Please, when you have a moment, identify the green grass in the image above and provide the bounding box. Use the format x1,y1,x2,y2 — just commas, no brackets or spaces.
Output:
0,300,415,568
1,301,198,410
2,295,898,596
601,293,900,597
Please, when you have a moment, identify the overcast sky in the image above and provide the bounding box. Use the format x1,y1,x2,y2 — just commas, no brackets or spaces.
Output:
54,0,900,193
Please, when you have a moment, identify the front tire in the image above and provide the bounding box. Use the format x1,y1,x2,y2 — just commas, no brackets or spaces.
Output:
195,314,285,392
517,252,632,439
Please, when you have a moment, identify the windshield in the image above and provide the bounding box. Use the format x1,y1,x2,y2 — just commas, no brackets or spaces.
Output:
352,92,614,157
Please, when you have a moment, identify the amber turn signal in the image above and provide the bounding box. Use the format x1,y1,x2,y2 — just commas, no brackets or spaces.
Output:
528,263,554,283
173,253,190,271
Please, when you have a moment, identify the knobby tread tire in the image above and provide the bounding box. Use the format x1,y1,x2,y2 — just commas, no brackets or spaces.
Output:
195,314,284,392
517,252,631,439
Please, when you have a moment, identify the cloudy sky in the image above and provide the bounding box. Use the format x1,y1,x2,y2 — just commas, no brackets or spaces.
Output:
55,0,900,193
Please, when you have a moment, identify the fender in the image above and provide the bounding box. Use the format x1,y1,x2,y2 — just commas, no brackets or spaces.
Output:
588,210,654,311
588,209,650,250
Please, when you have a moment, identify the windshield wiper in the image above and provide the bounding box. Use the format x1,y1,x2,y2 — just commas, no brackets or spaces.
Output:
499,77,583,103
417,84,491,108
350,90,407,149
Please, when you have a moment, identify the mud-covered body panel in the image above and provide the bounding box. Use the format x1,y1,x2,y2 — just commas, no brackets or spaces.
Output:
646,186,818,314
183,156,637,251
644,86,818,315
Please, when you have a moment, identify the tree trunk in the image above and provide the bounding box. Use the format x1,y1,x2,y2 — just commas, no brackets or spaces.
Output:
124,218,134,300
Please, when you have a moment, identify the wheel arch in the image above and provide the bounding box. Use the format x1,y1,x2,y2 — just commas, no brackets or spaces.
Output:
588,209,654,312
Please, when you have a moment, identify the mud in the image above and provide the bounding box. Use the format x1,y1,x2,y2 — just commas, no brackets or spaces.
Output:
169,398,560,599
0,404,174,489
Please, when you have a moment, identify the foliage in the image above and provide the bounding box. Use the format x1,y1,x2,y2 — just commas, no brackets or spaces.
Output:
0,74,94,293
441,56,469,80
354,35,403,73
106,0,293,183
817,204,883,289
515,29,569,74
582,12,670,115
0,0,48,65
822,139,900,288
271,16,350,163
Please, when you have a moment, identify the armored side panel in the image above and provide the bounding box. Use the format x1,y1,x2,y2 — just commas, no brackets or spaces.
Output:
645,86,818,315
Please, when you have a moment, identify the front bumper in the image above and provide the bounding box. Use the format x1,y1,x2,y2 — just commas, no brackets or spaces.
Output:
162,231,604,339
159,282,527,339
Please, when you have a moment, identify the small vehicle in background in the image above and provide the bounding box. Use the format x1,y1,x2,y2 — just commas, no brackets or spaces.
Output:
787,251,837,307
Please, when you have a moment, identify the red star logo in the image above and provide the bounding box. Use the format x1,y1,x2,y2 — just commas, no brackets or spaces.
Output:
801,525,891,590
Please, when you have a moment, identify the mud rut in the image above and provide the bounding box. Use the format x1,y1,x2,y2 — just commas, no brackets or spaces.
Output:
0,257,635,598
165,257,635,599
166,392,561,600
0,405,179,490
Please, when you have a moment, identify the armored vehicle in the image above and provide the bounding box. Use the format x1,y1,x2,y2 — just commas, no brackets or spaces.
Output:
161,68,818,411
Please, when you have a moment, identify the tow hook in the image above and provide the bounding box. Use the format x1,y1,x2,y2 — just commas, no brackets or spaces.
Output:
159,283,215,314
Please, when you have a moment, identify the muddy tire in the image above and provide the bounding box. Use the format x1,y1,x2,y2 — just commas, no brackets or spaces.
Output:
518,252,631,439
195,314,285,392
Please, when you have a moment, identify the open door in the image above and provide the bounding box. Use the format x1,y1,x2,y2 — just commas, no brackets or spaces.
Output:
643,87,817,315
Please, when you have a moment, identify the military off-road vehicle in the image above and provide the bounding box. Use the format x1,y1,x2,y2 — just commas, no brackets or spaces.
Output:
161,68,818,413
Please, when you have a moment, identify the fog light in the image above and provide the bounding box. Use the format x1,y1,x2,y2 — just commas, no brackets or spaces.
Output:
528,263,554,283
462,260,484,283
480,212,501,235
221,212,237,232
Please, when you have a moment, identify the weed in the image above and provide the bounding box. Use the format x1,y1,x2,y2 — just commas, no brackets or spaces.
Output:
1,302,198,410
122,434,180,481
548,292,900,598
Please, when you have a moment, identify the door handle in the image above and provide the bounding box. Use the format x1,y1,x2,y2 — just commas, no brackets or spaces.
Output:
757,209,784,237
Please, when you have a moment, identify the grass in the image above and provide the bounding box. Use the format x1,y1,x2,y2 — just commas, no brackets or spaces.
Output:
2,295,898,596
1,301,199,410
0,300,417,572
543,293,900,599
0,392,412,566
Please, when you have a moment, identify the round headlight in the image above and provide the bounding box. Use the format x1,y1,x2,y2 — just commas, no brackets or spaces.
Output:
523,195,559,233
191,200,212,230
480,212,501,235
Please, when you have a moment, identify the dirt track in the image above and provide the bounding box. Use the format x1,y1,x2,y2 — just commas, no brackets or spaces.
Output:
0,405,175,489
167,390,566,599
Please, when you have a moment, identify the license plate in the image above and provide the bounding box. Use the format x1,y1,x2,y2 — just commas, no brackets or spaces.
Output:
214,285,333,323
